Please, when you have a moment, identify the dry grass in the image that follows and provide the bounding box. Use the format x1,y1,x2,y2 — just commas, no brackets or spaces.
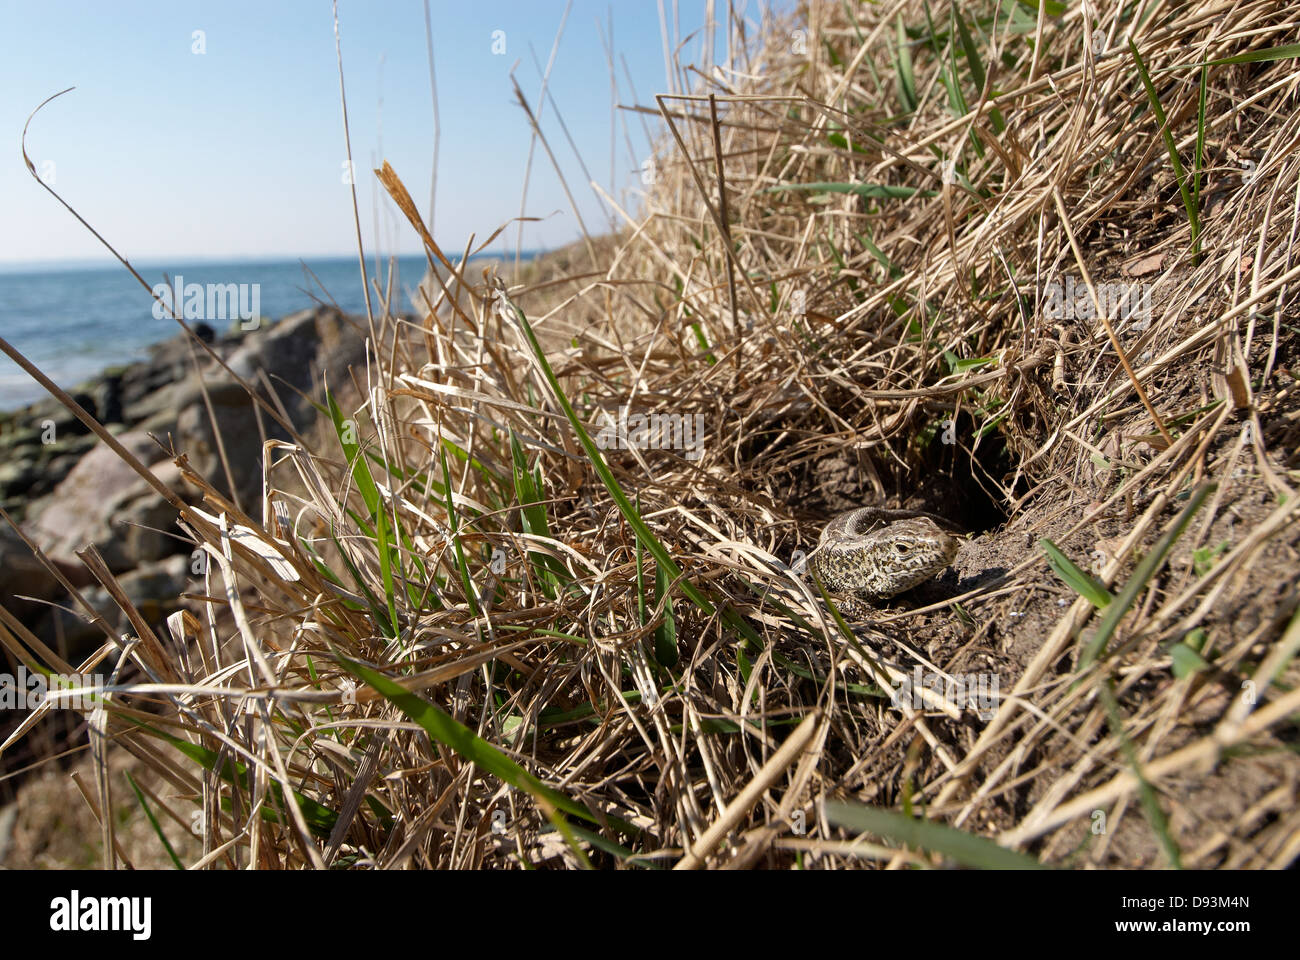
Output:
4,0,1300,869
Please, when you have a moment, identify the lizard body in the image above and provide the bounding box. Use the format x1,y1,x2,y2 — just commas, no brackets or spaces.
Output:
808,507,959,608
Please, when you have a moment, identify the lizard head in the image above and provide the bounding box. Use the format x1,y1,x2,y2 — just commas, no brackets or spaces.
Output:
862,517,960,597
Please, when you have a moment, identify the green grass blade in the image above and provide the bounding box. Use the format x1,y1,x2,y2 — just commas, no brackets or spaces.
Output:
1079,483,1216,669
944,35,972,127
1015,0,1066,15
1170,628,1211,678
561,824,657,868
857,229,902,278
1040,537,1115,608
1193,64,1207,202
326,390,381,518
1129,38,1200,257
124,771,184,869
335,654,638,842
438,433,508,491
129,718,342,837
689,320,715,363
1197,43,1300,67
895,16,917,113
954,8,984,96
766,181,937,199
654,560,679,667
495,282,775,659
953,7,1004,133
634,496,648,628
824,801,1048,869
438,442,480,618
494,282,715,618
509,428,568,597
826,130,870,155
330,522,397,635
375,506,400,638
1098,682,1183,867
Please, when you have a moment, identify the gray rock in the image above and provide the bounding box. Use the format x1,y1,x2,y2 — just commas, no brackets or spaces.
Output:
0,424,46,454
116,554,191,623
40,433,97,460
0,459,39,498
40,554,191,655
120,462,187,564
92,372,125,425
176,306,365,506
27,431,172,573
0,525,66,624
124,375,205,434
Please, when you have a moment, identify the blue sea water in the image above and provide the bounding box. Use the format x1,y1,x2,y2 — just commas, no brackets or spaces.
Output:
0,253,519,411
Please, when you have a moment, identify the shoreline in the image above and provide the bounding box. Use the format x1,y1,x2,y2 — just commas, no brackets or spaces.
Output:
0,248,540,410
0,246,545,275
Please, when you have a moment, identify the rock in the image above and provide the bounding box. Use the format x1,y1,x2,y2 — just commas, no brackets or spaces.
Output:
0,525,67,624
115,554,191,623
39,554,191,656
0,423,47,455
0,425,29,451
40,432,98,460
117,325,224,412
27,431,173,573
124,375,205,435
65,392,96,434
175,381,264,507
0,460,39,498
120,462,187,564
0,404,88,458
120,361,180,411
91,372,124,425
177,307,365,506
1,436,100,517
0,431,100,519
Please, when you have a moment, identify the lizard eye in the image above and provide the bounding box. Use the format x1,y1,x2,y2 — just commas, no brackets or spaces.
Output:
894,542,910,555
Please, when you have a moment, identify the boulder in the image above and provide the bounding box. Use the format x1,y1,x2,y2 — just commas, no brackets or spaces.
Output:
27,431,175,573
0,459,39,499
91,371,124,425
0,403,103,519
0,525,67,626
113,553,191,624
38,553,191,655
120,461,188,564
176,307,365,507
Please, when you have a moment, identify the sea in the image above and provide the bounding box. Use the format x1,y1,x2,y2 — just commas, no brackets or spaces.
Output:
0,252,529,411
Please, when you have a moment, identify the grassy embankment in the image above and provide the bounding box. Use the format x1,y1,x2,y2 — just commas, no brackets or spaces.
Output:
4,0,1300,869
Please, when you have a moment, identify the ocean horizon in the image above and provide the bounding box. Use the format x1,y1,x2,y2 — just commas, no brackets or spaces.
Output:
0,249,540,411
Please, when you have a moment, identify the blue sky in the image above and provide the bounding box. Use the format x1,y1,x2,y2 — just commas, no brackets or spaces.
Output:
1,1,784,265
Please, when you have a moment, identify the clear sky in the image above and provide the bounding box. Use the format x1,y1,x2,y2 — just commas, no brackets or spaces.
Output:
1,1,783,266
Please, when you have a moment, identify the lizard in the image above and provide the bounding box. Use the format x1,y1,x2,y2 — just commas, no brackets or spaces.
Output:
807,507,960,617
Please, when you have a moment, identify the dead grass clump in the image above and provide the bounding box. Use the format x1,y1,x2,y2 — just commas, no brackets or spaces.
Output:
5,0,1300,869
